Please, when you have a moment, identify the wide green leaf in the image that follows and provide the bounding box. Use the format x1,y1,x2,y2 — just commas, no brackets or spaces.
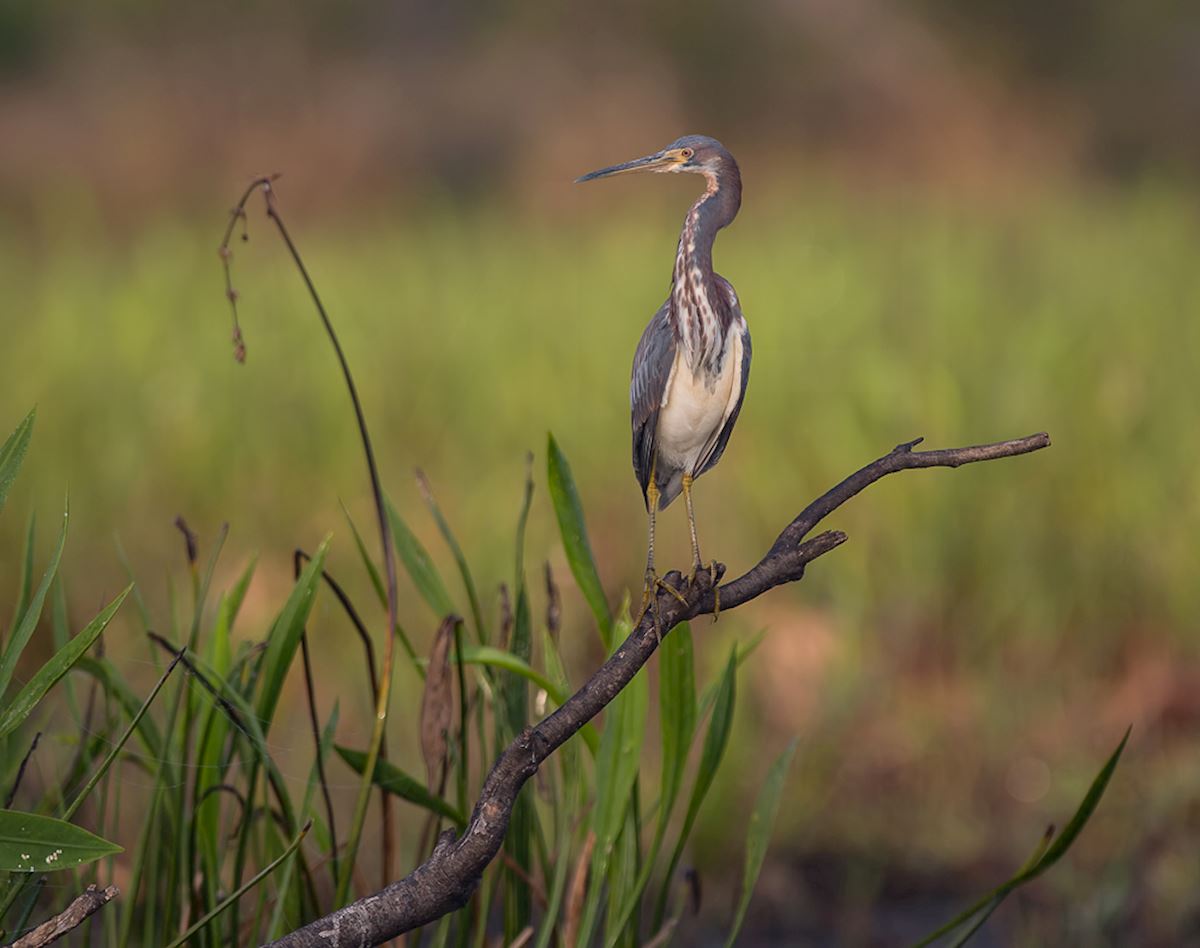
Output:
335,745,465,827
457,645,565,707
0,584,131,741
725,737,799,947
386,498,455,619
0,500,68,701
0,408,34,515
547,433,612,648
0,809,121,872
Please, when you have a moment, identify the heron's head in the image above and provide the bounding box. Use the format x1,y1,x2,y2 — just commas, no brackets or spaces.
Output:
576,135,734,183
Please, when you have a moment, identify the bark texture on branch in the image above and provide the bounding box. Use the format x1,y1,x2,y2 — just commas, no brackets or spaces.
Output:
11,884,118,948
267,432,1050,948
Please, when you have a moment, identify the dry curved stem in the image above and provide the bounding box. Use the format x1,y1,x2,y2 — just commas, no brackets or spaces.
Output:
266,431,1050,947
220,178,400,892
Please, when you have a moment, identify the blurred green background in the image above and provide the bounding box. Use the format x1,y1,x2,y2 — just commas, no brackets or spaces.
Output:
2,2,1200,944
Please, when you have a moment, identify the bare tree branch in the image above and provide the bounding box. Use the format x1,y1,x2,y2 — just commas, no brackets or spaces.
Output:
266,431,1050,948
11,884,118,948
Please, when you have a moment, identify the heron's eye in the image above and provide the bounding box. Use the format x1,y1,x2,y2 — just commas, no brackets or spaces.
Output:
680,148,694,160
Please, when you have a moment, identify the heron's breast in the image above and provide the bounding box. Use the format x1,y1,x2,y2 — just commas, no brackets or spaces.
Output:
656,331,739,467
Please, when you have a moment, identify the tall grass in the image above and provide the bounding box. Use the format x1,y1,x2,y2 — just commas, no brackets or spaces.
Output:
0,409,805,944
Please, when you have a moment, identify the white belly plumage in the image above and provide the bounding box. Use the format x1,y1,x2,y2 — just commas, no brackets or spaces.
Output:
656,328,742,476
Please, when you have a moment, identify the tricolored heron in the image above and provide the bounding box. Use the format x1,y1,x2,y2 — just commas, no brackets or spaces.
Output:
578,135,751,623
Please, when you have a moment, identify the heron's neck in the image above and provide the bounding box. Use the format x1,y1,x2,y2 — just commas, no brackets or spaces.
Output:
675,166,741,278
671,164,742,372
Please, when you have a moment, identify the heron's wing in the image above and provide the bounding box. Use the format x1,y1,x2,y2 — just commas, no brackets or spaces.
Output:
696,310,751,478
631,300,677,508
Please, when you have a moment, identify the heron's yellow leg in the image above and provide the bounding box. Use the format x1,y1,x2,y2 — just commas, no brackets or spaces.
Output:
682,473,721,619
638,470,686,641
682,474,702,572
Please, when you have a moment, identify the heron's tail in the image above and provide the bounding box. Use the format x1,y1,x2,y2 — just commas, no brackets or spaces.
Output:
656,469,684,510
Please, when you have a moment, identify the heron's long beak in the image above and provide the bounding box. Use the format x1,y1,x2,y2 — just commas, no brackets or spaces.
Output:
576,149,683,183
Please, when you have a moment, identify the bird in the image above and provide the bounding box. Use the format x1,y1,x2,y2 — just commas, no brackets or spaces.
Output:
577,135,751,625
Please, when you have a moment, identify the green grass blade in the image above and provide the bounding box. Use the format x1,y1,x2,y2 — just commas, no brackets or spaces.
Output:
606,808,640,945
1026,726,1130,876
655,645,737,929
945,896,1004,948
63,650,183,822
697,629,766,719
578,640,649,946
724,737,799,947
254,536,329,728
0,809,121,872
342,501,387,609
7,510,35,639
268,703,340,940
0,408,34,515
0,499,68,700
386,497,455,618
417,470,487,643
0,584,131,741
218,555,258,639
343,504,422,678
513,452,534,596
334,745,466,827
502,478,535,944
910,726,1131,948
547,433,612,648
658,622,696,835
601,622,699,946
50,576,80,721
165,820,311,948
532,803,576,948
74,657,164,758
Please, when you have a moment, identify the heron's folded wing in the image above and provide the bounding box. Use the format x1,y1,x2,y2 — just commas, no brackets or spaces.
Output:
630,301,677,506
696,316,751,478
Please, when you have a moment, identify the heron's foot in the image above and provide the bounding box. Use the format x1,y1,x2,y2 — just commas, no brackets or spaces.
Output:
687,560,722,621
638,569,687,643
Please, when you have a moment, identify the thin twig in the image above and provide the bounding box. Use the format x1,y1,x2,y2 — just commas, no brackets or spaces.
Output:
10,884,118,948
295,550,380,708
5,731,41,808
266,431,1050,947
